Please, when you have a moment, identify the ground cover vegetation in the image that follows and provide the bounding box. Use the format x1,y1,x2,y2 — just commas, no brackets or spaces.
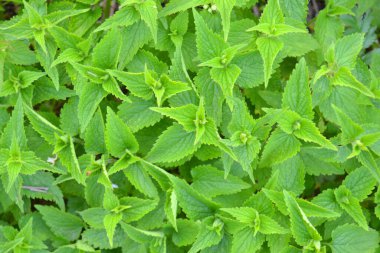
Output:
0,0,380,252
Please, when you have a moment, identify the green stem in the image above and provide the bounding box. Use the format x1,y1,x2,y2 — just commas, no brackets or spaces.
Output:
103,0,112,20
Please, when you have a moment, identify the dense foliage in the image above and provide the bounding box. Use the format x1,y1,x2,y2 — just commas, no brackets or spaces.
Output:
1,0,380,252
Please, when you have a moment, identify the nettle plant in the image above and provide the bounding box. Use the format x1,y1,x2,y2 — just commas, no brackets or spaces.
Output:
0,0,380,252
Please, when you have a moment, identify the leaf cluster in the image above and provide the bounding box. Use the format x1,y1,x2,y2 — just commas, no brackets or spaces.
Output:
0,0,380,252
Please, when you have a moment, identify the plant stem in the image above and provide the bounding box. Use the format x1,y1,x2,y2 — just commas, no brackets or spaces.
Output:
103,0,111,20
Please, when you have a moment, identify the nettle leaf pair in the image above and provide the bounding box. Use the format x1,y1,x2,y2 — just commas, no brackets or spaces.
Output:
260,58,336,167
247,0,307,87
1,0,380,252
313,33,375,98
80,188,158,247
12,1,89,89
0,97,59,208
110,66,190,107
194,8,243,106
0,70,45,97
333,106,380,183
96,0,158,40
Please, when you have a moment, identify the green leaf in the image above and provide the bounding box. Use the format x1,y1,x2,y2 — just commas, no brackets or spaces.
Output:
103,188,120,210
103,75,129,101
282,58,313,120
14,218,35,249
357,151,380,184
334,186,368,229
0,237,24,253
60,97,80,136
84,108,106,154
170,176,218,220
0,96,26,149
170,11,189,37
153,74,190,107
281,32,319,57
228,98,255,133
80,208,108,229
332,67,374,97
278,110,336,150
121,223,164,244
71,62,107,84
221,207,258,225
35,37,60,89
279,0,308,22
23,1,44,42
108,152,138,175
159,0,204,17
49,25,82,50
234,51,264,88
108,70,152,99
293,118,337,150
78,83,107,133
165,189,178,231
118,21,152,68
121,196,158,222
195,68,224,124
331,224,379,253
24,103,64,145
124,162,158,198
283,190,322,247
82,227,124,249
271,23,307,36
260,129,301,167
19,149,59,175
189,217,224,253
117,97,162,133
259,214,289,235
3,40,37,65
92,27,122,69
94,6,139,32
297,198,340,218
172,219,200,247
314,9,344,52
260,0,283,25
105,107,139,157
210,64,241,99
256,36,283,87
103,212,122,247
0,80,15,97
6,160,22,193
22,171,65,209
18,70,46,88
151,104,198,132
36,205,84,241
231,227,265,253
136,0,158,43
335,33,364,69
57,136,86,185
264,187,337,218
228,19,256,47
343,166,377,201
46,8,90,25
271,155,305,195
191,165,251,198
215,0,236,41
146,123,200,163
332,105,363,145
193,8,227,62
